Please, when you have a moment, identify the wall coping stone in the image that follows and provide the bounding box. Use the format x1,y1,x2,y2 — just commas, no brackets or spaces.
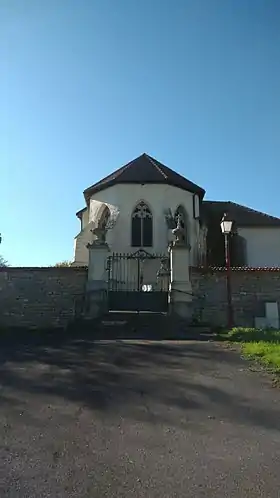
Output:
191,266,280,273
0,267,88,271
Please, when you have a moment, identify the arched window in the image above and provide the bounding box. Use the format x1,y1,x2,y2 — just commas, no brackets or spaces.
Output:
131,201,153,247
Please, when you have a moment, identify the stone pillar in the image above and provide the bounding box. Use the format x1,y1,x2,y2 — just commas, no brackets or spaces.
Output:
169,244,193,320
86,242,110,319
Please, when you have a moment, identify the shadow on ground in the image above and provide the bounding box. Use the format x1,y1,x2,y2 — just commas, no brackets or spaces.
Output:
0,331,279,432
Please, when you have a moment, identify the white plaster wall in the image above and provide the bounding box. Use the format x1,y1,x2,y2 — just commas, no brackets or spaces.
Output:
74,183,200,265
81,209,89,229
73,221,94,265
238,227,280,267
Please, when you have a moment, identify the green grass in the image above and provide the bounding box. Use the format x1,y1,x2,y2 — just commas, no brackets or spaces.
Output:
219,327,280,373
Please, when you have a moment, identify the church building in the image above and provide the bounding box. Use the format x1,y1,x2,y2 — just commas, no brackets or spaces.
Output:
74,153,280,269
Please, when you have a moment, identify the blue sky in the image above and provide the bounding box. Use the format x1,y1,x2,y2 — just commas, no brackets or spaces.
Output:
1,0,280,266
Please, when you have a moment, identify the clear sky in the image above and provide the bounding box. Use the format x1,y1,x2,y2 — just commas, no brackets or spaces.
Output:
1,0,280,266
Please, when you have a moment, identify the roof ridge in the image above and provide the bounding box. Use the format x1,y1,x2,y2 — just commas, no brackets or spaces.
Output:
83,153,205,201
83,157,135,195
109,157,135,180
228,201,280,221
203,200,229,204
145,154,168,180
202,200,280,222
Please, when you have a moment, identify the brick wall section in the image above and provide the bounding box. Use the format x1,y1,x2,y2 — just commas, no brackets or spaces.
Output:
191,268,280,327
0,267,88,329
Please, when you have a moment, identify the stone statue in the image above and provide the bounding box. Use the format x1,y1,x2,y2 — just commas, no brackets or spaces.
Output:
87,204,120,248
91,224,107,245
164,207,190,248
172,212,185,246
164,208,177,229
88,207,110,247
157,257,170,278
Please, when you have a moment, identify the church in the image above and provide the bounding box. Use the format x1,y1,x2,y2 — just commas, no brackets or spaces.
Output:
73,153,280,269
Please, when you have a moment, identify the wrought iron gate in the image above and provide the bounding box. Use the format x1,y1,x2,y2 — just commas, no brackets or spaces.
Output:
107,249,170,312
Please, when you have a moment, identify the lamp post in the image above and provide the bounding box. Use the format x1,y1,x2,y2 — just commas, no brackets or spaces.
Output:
220,213,233,329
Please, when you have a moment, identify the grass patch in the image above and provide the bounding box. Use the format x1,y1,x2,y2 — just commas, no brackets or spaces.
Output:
242,342,280,372
219,327,280,373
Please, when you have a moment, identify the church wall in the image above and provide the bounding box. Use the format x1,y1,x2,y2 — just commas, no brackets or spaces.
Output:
74,192,280,269
238,227,280,267
73,221,95,265
81,209,89,230
74,229,89,265
86,183,200,263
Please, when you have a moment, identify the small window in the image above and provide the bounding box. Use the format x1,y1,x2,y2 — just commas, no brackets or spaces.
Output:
131,201,153,247
193,195,200,219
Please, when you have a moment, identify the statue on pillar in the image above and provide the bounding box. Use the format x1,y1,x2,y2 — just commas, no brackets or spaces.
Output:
91,222,107,245
87,217,108,248
87,204,120,248
172,213,185,246
164,208,177,230
87,206,110,247
164,208,189,248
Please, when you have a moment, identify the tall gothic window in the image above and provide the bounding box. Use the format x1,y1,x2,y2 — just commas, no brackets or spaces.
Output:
131,201,153,247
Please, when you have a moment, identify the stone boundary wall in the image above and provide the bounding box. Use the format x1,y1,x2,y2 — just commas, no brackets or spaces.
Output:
191,267,280,327
1,266,280,329
0,267,88,329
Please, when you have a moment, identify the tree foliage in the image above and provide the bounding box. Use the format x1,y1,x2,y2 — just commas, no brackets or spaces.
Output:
54,260,72,267
0,255,8,267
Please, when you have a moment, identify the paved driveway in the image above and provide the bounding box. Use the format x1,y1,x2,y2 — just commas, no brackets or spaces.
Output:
0,336,280,497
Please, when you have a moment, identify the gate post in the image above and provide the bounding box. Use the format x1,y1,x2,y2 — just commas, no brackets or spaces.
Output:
86,241,110,319
169,243,193,320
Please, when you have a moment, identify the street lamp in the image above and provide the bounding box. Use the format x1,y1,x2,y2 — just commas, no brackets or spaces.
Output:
220,213,233,329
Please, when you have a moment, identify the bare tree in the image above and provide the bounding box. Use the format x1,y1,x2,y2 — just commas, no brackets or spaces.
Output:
54,260,72,267
0,255,8,267
0,234,8,266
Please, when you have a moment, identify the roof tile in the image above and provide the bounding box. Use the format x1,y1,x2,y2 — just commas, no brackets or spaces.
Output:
202,200,280,227
83,153,205,202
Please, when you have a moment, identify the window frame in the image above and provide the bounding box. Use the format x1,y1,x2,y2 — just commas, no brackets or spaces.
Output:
131,201,153,248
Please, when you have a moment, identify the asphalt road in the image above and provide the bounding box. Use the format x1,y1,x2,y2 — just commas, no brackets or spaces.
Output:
0,336,280,497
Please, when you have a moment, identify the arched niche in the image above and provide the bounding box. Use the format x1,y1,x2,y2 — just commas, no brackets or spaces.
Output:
174,204,190,247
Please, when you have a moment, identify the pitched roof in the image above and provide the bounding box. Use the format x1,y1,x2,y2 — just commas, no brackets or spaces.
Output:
83,153,205,202
202,201,280,227
76,207,87,219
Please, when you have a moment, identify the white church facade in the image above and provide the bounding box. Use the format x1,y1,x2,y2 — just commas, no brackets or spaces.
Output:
74,153,280,269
